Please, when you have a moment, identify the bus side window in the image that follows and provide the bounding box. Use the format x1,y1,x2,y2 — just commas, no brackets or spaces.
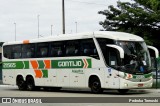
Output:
12,45,22,59
65,40,79,56
81,39,99,59
22,44,35,58
50,41,64,57
37,43,49,58
3,46,12,59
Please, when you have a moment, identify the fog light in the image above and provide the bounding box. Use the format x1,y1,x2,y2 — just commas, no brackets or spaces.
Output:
124,83,128,87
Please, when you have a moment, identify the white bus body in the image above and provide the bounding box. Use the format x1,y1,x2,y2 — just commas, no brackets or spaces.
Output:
2,31,159,93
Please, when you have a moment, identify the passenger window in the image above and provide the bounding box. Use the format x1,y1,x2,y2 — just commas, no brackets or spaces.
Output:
12,45,22,59
65,40,79,56
50,42,64,57
81,39,99,59
3,45,12,59
37,43,49,58
22,44,35,58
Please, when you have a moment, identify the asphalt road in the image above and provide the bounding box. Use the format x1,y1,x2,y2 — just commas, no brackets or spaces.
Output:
0,85,160,106
0,85,160,97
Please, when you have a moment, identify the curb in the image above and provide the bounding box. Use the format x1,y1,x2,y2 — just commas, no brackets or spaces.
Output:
0,85,17,88
130,89,160,93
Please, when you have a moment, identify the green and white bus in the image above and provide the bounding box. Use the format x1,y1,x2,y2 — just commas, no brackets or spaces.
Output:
2,31,159,94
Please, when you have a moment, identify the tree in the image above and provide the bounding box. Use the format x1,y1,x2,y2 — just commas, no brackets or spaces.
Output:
98,0,160,47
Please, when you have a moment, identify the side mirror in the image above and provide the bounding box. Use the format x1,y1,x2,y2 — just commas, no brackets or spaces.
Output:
147,46,159,59
106,44,124,59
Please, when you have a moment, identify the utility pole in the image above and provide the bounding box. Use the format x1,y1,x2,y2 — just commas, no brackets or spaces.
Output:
75,21,77,33
51,25,53,36
14,23,16,41
62,0,65,34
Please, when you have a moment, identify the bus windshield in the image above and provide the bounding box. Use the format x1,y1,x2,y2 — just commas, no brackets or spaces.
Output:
116,41,151,74
97,38,152,75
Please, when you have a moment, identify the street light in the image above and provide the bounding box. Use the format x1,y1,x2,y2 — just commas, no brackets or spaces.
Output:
75,22,77,33
37,15,40,38
62,0,65,34
51,25,53,36
14,23,16,41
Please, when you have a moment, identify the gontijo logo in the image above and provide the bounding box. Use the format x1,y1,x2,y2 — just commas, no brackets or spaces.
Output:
52,59,91,68
58,61,82,67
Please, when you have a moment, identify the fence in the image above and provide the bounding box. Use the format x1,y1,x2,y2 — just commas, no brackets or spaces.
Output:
152,70,160,88
152,57,160,89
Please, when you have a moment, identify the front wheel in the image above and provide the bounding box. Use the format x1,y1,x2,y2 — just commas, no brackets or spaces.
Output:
90,78,103,94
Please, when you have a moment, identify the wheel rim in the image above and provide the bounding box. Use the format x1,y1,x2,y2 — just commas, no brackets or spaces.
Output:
27,83,33,90
92,81,100,92
17,78,24,89
27,78,34,90
18,81,23,87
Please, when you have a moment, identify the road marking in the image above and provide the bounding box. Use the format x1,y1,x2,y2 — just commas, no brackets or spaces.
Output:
0,85,17,88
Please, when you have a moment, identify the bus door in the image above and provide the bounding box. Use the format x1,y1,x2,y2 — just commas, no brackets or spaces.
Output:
104,47,120,88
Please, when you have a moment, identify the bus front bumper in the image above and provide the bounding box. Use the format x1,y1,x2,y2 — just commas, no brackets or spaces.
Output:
119,78,153,89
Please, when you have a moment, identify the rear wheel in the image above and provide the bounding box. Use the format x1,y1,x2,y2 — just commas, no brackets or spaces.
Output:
17,76,26,90
26,76,35,91
90,77,103,94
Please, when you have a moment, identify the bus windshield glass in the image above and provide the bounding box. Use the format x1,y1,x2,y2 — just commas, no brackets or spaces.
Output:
116,41,151,74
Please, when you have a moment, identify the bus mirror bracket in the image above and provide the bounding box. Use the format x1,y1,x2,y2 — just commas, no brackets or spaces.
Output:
106,44,124,59
147,46,159,59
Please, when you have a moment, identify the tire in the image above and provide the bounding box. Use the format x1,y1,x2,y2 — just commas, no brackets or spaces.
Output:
26,77,35,91
90,77,103,94
17,76,26,90
118,89,129,94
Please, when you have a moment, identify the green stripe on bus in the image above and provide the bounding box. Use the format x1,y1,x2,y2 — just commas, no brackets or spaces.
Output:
38,60,45,69
3,61,29,69
42,70,48,78
3,61,23,69
144,73,152,78
132,73,152,79
3,59,92,69
24,61,29,69
87,59,92,68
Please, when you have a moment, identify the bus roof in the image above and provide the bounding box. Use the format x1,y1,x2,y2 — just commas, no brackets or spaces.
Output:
3,31,144,45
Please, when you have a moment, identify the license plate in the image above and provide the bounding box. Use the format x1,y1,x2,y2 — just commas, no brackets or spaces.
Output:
138,84,143,87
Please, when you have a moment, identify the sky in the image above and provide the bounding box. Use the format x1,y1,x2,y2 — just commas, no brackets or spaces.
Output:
0,0,129,42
